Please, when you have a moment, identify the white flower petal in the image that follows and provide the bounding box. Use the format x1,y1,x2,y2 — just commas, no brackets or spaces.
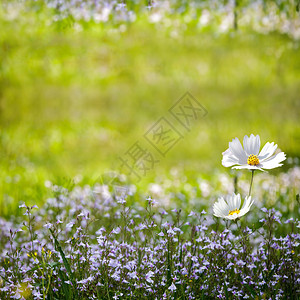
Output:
218,197,229,214
222,148,232,156
239,202,252,216
213,211,223,218
226,193,238,211
213,203,221,214
232,165,265,171
224,197,232,211
238,208,248,217
243,134,260,155
222,153,239,167
240,197,254,216
213,197,229,217
240,196,250,210
229,138,247,164
258,142,277,160
260,152,286,169
235,193,241,210
238,208,250,218
213,205,225,217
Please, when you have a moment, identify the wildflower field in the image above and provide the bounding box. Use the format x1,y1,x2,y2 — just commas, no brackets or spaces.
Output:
0,0,300,299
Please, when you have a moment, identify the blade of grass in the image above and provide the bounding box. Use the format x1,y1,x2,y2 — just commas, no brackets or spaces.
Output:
58,268,72,300
49,229,78,299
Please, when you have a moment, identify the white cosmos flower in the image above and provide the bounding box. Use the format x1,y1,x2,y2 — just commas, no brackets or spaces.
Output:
222,134,286,171
213,193,254,220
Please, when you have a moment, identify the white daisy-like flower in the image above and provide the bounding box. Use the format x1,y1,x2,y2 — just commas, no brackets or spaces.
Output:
222,134,286,171
213,193,254,220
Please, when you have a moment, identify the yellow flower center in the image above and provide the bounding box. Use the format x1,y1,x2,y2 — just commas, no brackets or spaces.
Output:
247,154,259,166
228,208,240,216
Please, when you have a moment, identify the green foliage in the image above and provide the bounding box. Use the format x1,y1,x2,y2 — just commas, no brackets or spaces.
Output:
50,229,78,299
0,0,299,214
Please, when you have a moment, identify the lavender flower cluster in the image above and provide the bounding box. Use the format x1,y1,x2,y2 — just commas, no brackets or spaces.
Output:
0,172,299,299
3,0,300,39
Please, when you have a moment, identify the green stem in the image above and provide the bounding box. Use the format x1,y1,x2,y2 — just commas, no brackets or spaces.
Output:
248,170,254,197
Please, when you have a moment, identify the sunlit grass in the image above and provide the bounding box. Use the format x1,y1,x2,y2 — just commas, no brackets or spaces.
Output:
0,2,299,298
0,1,299,214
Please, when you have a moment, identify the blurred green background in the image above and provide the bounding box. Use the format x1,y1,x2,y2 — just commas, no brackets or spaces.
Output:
0,1,299,215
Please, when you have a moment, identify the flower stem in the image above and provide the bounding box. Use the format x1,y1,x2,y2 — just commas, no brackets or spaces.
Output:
248,170,254,197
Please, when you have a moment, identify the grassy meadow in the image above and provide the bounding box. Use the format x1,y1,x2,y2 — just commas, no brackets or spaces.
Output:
0,1,299,299
1,1,299,215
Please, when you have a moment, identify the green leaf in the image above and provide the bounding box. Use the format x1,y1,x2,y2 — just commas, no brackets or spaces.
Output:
49,229,78,299
58,268,71,299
